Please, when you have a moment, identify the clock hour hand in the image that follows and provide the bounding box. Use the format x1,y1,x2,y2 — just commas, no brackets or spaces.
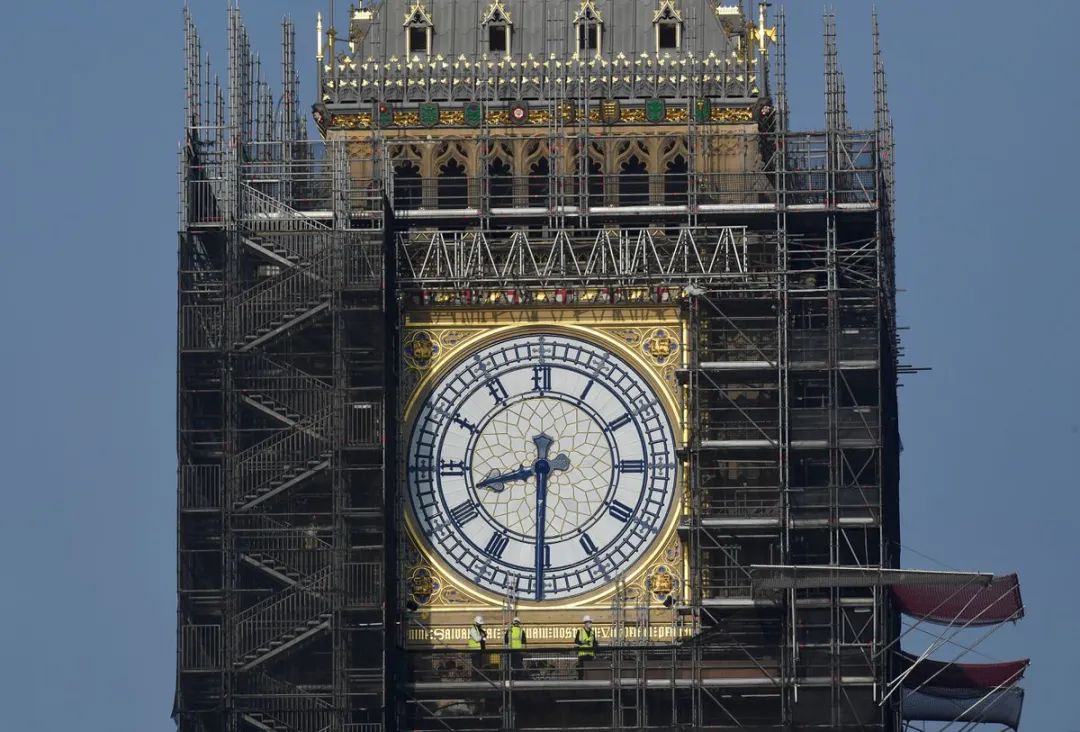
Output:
477,464,534,492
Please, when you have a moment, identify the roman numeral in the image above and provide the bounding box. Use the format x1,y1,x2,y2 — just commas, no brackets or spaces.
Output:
486,377,509,404
619,459,646,473
579,533,598,555
543,544,551,568
580,380,594,400
607,413,633,432
439,459,466,477
532,365,552,392
483,532,510,559
449,501,479,526
608,500,634,523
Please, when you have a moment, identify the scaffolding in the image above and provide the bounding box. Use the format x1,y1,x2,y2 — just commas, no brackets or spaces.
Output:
178,7,387,732
176,4,1023,731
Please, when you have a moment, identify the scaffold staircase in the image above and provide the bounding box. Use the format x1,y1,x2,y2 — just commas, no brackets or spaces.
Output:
229,410,332,511
234,565,332,670
239,182,334,267
238,354,333,432
231,249,333,352
239,672,334,732
240,515,332,588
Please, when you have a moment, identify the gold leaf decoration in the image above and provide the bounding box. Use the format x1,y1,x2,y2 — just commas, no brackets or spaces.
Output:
329,113,373,129
711,107,754,123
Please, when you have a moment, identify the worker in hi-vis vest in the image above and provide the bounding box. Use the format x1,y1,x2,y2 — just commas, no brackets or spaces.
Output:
503,617,527,674
574,615,598,679
468,615,487,680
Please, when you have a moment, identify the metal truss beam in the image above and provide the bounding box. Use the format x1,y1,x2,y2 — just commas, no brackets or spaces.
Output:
398,225,761,288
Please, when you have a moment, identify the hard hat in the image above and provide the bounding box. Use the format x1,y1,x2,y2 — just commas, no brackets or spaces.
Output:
512,617,521,624
582,615,592,623
474,615,484,624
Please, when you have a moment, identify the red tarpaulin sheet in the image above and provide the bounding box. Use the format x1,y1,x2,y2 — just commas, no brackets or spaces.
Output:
891,573,1023,626
899,652,1028,689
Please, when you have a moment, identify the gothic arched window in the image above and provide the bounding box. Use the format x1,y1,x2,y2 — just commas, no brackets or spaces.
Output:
481,1,512,55
574,1,603,55
404,2,433,56
654,2,683,52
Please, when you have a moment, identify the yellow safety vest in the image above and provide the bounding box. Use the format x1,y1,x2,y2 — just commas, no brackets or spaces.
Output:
468,625,484,650
575,628,595,658
508,625,525,650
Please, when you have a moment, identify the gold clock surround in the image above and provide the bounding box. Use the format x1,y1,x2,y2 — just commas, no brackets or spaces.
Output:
400,306,689,627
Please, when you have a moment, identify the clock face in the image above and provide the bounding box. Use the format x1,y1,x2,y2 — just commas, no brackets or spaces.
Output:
406,332,678,602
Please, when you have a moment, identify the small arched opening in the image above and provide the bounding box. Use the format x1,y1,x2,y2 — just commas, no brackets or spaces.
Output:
528,157,550,207
664,155,689,206
489,158,513,208
587,157,604,208
393,161,421,210
437,158,468,209
619,155,649,206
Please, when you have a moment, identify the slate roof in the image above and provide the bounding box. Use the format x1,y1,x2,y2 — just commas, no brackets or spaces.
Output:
347,0,743,62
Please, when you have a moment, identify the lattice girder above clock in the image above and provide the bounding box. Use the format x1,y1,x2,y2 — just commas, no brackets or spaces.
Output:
398,224,774,289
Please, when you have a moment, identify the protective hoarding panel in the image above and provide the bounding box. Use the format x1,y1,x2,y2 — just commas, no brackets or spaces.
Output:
899,652,1028,689
891,573,1023,626
902,686,1024,729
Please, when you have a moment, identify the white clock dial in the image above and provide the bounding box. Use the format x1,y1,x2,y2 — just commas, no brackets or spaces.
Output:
406,332,678,602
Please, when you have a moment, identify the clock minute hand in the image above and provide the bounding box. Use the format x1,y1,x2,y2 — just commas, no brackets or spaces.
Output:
531,433,572,601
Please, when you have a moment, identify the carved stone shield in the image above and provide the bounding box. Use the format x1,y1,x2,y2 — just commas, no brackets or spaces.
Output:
645,98,666,123
601,99,621,124
464,101,483,127
419,102,439,127
694,98,712,123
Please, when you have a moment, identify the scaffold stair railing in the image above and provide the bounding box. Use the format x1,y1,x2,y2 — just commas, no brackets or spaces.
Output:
240,231,331,273
239,515,332,587
240,712,291,732
239,671,334,732
230,411,332,510
239,181,331,232
239,184,334,268
240,392,324,433
234,565,333,670
232,249,333,351
238,354,333,431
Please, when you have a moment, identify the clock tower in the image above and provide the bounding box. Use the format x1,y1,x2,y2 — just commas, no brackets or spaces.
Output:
176,3,991,731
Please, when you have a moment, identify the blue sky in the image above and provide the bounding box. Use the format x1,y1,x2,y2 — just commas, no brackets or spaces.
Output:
0,1,1076,729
